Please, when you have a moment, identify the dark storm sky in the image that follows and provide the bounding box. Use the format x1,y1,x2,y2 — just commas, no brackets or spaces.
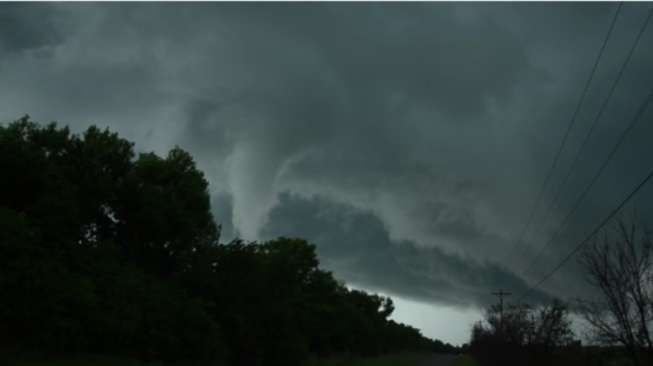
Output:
3,2,653,333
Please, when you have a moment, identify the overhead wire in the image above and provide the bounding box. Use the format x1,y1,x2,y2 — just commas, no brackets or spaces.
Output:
528,7,653,270
522,85,653,281
521,7,653,278
505,2,624,262
517,164,653,303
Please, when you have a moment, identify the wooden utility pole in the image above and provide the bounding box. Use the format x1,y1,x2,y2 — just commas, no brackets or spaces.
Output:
492,290,512,334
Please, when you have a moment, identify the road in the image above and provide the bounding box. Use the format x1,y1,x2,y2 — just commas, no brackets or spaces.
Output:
417,354,460,366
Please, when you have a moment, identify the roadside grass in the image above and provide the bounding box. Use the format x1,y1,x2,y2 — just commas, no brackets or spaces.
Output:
5,352,435,366
5,355,143,366
307,352,429,366
454,355,480,366
3,355,226,366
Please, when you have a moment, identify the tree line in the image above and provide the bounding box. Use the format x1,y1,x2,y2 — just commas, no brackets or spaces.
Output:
0,118,457,365
468,219,653,365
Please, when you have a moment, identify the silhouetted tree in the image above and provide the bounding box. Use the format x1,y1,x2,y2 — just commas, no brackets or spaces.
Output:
470,299,575,366
578,219,653,365
0,117,226,362
0,117,447,365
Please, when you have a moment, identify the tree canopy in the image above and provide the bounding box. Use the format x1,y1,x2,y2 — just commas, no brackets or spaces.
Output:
0,117,455,365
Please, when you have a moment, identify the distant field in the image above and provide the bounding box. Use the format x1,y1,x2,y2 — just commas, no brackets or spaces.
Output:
5,355,147,366
454,355,480,366
5,352,453,366
7,358,136,366
307,352,429,366
3,355,218,366
5,353,431,366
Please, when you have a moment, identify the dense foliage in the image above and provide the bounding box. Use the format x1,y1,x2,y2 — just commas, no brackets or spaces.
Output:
0,118,454,365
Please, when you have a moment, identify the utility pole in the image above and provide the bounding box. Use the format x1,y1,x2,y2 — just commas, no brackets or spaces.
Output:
492,290,512,335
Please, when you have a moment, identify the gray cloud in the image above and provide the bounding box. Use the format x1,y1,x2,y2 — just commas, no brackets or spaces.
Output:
0,4,66,54
1,3,653,309
261,192,549,307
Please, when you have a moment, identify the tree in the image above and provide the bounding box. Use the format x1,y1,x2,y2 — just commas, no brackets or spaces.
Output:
0,118,227,361
578,219,653,365
0,117,448,365
470,299,575,366
528,299,575,353
116,147,219,275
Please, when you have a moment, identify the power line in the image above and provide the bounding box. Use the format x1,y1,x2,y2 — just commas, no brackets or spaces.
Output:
532,7,653,266
492,290,512,333
522,84,653,279
505,2,623,261
517,165,653,303
492,290,512,315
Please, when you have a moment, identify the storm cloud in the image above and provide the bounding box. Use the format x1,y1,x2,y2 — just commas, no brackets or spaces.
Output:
261,192,551,307
3,2,653,314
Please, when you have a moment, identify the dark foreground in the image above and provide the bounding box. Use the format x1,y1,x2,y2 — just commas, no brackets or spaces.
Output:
0,120,456,366
4,352,463,366
417,354,461,366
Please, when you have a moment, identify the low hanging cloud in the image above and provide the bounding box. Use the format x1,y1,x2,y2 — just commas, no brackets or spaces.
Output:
261,192,551,307
2,3,653,307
